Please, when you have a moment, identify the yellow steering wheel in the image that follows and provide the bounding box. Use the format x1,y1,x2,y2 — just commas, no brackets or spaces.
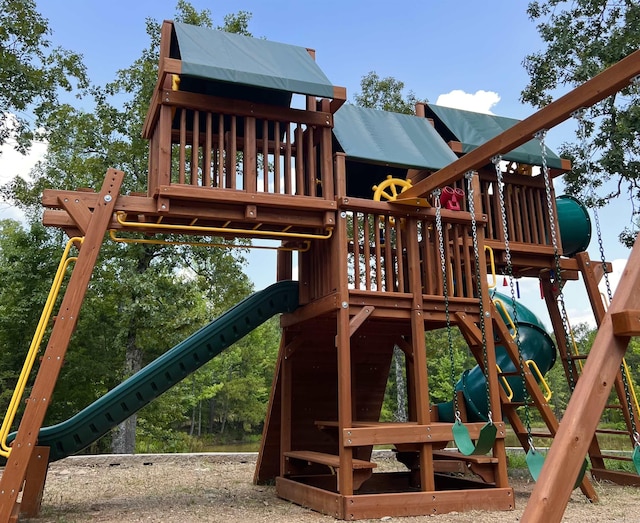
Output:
372,175,413,202
372,175,414,227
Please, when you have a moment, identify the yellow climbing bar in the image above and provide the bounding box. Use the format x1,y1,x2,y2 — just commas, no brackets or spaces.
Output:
485,245,496,289
623,358,640,421
496,364,514,401
526,359,553,402
114,212,333,242
493,298,517,339
109,230,311,252
0,237,82,457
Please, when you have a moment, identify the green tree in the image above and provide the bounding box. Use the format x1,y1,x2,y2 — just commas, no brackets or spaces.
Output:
0,0,87,153
353,71,423,114
0,2,258,454
0,221,62,424
521,0,640,246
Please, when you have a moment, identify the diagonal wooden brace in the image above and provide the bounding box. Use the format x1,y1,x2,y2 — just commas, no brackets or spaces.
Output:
0,169,124,523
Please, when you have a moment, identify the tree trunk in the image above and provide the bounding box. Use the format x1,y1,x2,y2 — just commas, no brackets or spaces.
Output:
111,334,143,454
394,346,407,422
111,246,156,455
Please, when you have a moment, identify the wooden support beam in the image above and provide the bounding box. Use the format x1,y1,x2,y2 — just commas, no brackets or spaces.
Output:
522,233,640,523
348,306,374,337
396,49,640,201
0,169,124,523
18,446,50,518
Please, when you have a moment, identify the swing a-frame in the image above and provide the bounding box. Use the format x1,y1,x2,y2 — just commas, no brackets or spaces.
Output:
0,20,639,523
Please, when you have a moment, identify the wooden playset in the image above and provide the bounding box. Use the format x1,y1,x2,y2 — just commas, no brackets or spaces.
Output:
1,20,640,523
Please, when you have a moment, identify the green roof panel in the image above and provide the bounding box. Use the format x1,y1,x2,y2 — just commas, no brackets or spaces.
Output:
172,22,335,98
333,104,458,170
426,104,564,169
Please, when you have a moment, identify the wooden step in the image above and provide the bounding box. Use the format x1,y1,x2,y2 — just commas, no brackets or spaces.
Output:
595,428,632,436
590,467,640,486
432,449,499,465
590,453,633,462
527,431,554,438
283,450,376,470
283,450,376,490
431,449,499,484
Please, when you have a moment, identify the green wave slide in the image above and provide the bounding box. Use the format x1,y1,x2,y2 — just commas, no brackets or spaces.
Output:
437,291,557,422
11,280,299,463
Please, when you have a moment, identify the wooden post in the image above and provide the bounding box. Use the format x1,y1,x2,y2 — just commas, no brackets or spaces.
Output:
334,186,354,498
19,446,50,518
470,173,510,488
405,218,433,491
0,169,124,523
522,233,640,522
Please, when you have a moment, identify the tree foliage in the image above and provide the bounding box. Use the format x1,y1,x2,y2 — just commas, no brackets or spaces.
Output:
521,0,640,246
0,0,87,153
354,71,424,114
0,2,273,453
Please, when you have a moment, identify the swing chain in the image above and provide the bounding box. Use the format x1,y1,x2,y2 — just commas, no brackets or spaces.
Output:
574,110,639,441
494,156,533,437
537,130,578,392
434,188,459,419
528,436,536,454
465,171,493,424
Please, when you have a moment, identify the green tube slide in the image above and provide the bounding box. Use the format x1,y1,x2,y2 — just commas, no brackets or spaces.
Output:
8,280,299,463
556,194,592,257
437,292,556,422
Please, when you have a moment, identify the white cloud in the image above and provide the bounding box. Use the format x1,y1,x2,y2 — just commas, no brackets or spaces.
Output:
435,89,501,114
0,139,47,222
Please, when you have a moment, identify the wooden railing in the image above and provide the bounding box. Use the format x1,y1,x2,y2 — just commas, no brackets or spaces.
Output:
342,200,480,299
148,91,335,200
480,171,554,247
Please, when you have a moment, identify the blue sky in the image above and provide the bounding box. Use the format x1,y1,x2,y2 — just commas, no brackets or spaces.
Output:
1,0,633,329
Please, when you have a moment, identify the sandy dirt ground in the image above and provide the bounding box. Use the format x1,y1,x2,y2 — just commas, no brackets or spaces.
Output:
4,452,640,522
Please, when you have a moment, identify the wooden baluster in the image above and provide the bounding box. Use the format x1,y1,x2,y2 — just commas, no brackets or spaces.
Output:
204,112,212,187
526,186,538,243
179,109,186,184
374,217,382,292
462,224,474,298
244,116,257,193
384,218,393,291
352,212,361,290
217,114,224,187
191,110,200,186
284,124,292,195
535,187,548,246
306,125,315,196
452,224,464,297
274,121,281,194
295,124,304,195
520,186,531,243
395,218,405,292
364,213,372,291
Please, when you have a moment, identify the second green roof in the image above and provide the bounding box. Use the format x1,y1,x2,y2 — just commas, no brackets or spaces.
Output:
425,103,564,169
333,104,458,170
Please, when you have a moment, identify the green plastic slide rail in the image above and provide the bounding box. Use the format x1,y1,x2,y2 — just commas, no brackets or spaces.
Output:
10,280,298,462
